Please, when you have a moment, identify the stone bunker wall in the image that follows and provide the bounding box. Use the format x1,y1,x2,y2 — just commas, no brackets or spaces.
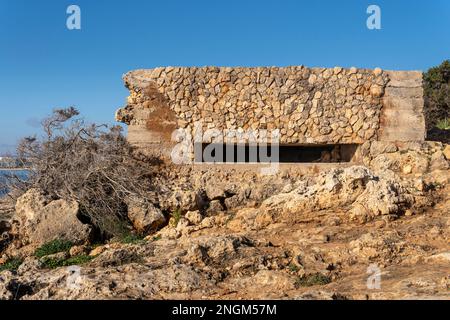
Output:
115,66,425,160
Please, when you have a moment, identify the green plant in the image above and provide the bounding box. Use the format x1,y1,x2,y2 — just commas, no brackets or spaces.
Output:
121,233,147,245
41,255,94,269
35,239,74,258
0,258,23,272
295,273,331,288
151,235,162,242
288,263,300,273
436,118,450,130
170,209,182,227
423,60,450,131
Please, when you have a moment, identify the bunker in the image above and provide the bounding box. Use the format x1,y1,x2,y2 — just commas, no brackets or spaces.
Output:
115,66,425,164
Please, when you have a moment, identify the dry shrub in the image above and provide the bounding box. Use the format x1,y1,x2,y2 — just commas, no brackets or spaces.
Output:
9,107,159,238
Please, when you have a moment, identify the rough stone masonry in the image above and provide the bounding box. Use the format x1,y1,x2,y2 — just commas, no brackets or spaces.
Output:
115,66,425,161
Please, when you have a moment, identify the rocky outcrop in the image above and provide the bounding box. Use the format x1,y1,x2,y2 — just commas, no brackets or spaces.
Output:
0,221,11,253
13,189,92,247
0,145,448,300
245,166,414,225
349,174,413,222
444,145,450,160
360,141,450,175
126,197,166,233
0,178,448,300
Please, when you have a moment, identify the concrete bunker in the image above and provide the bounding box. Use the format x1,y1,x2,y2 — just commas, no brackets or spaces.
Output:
115,66,426,164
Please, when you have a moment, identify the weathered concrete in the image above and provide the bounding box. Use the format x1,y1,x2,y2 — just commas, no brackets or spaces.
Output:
378,71,425,141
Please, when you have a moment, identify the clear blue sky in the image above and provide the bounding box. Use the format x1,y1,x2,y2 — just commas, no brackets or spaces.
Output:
0,0,449,154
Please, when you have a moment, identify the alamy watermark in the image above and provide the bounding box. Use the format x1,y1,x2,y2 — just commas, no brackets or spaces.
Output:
66,265,83,290
170,122,280,175
367,5,381,30
366,264,381,289
66,5,81,30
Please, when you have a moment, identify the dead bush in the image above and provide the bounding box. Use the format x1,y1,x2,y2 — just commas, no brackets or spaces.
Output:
8,107,159,238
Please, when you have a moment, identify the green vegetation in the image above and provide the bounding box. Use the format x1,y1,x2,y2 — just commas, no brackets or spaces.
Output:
170,209,182,227
34,239,95,269
423,60,450,131
436,118,450,130
288,263,300,273
151,235,162,242
35,239,74,258
295,273,332,288
120,233,147,245
35,240,74,258
0,258,23,272
41,255,93,269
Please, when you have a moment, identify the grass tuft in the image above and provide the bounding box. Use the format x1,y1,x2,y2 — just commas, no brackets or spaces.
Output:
295,273,332,288
0,258,23,272
288,263,300,273
35,239,74,258
436,118,450,130
120,233,147,245
40,255,94,269
170,209,182,227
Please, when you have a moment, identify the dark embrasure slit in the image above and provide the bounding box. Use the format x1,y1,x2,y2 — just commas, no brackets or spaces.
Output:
195,143,359,163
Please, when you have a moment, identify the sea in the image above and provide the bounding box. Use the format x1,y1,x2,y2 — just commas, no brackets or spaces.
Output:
0,169,29,197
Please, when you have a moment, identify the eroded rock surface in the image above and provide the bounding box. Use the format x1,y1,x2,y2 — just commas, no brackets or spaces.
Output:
12,189,92,247
0,143,449,300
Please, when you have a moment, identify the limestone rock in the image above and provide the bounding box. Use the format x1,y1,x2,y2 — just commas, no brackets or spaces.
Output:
13,189,92,247
349,173,414,222
430,151,449,171
443,145,450,160
69,245,88,257
349,231,405,261
261,166,374,216
0,271,14,300
370,84,384,97
251,270,296,290
16,257,40,275
369,141,398,157
237,166,415,225
205,200,224,216
369,150,429,174
127,198,166,233
185,210,203,225
402,164,413,174
14,189,47,223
